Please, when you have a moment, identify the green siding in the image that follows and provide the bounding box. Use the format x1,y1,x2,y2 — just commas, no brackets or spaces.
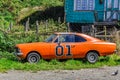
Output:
95,0,104,21
65,0,95,23
65,0,120,24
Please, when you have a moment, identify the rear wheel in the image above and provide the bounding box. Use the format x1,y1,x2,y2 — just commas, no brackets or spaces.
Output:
27,52,40,63
86,52,99,64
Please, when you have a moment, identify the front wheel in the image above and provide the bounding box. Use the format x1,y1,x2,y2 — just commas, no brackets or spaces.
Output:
27,52,40,63
86,52,99,64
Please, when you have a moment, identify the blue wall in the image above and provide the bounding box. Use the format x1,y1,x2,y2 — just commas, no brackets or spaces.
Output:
95,0,104,22
65,0,95,23
65,0,120,24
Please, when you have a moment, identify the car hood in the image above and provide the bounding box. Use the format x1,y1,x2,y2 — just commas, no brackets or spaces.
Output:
16,42,48,47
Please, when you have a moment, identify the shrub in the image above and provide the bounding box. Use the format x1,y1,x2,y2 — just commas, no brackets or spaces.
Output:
0,32,14,52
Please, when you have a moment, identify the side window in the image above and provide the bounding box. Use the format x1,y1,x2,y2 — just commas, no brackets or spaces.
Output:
54,34,75,43
54,35,66,43
65,35,75,42
75,35,86,42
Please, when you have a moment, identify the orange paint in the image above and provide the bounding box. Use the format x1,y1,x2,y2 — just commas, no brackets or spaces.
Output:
14,32,116,62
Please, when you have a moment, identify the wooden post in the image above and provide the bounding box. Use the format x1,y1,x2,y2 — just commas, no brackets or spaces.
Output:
8,22,13,31
36,21,39,41
113,26,117,35
92,25,95,37
25,18,30,32
45,20,48,32
67,22,70,32
58,17,61,24
104,26,107,41
58,17,61,31
116,31,120,42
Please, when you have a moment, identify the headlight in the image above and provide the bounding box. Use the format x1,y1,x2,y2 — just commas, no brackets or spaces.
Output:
14,47,23,56
15,47,21,53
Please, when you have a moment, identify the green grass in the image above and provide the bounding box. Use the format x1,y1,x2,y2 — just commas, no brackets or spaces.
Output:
0,51,120,72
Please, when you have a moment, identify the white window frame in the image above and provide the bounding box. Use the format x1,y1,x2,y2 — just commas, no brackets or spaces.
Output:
113,0,119,8
107,0,112,8
74,0,95,11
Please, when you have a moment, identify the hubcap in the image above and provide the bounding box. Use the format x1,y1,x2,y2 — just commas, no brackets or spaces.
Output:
30,56,37,62
89,55,95,61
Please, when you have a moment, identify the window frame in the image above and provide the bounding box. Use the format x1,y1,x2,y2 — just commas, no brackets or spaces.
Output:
113,0,119,8
53,34,87,43
75,35,86,42
54,34,75,43
74,0,95,11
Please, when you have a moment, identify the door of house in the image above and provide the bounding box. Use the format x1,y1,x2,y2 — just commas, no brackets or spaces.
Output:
104,0,120,21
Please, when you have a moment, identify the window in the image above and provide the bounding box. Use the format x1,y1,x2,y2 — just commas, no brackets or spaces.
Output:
54,34,75,43
75,35,86,42
54,34,86,43
107,0,119,9
74,0,95,11
113,0,119,8
107,0,112,8
45,34,57,42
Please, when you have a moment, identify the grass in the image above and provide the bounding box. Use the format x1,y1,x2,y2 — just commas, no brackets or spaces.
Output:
0,51,120,72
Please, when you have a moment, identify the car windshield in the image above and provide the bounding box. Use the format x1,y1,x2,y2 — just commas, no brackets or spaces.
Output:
45,34,57,42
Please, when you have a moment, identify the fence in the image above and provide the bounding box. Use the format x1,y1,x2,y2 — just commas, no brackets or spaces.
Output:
1,19,120,43
0,18,67,43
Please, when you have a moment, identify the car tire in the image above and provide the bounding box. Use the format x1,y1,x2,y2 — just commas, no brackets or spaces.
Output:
86,52,99,64
27,52,40,63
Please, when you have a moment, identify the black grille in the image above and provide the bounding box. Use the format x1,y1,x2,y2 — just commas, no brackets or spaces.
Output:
15,47,20,53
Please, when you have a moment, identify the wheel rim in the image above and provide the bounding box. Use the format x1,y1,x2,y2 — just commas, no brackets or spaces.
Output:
87,52,98,63
89,54,96,61
29,56,38,63
27,53,40,63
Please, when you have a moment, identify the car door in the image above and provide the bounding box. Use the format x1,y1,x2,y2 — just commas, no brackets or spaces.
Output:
50,34,75,59
71,34,87,58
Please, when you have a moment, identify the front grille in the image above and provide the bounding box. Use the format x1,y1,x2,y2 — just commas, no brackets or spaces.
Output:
15,47,21,53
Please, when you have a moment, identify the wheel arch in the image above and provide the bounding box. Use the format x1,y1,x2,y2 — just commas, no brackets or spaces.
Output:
86,50,100,57
85,50,100,63
26,51,42,59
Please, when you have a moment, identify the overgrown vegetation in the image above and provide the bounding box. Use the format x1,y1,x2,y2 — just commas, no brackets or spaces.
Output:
0,51,120,72
0,0,63,27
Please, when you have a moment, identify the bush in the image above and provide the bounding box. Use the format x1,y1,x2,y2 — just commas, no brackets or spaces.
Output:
0,32,14,52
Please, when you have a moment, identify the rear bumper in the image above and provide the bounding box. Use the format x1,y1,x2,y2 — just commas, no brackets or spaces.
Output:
114,50,117,54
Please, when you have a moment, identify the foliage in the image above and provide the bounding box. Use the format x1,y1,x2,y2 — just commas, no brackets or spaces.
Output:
0,0,63,27
0,32,14,52
0,0,64,50
0,19,66,52
41,0,63,7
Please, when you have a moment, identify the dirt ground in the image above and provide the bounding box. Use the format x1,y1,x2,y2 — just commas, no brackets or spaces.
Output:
0,66,120,80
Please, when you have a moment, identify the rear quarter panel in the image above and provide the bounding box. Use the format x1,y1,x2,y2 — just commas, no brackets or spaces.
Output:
83,42,116,56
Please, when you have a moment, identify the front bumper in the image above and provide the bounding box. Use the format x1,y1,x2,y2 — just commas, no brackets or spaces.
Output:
14,52,23,56
14,47,23,56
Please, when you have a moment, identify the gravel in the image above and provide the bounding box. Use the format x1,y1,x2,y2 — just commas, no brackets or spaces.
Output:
0,66,120,80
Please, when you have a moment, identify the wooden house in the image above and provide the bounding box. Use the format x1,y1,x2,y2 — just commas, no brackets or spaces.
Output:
65,0,120,41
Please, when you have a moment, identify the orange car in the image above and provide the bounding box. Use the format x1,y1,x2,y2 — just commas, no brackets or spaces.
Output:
14,32,116,63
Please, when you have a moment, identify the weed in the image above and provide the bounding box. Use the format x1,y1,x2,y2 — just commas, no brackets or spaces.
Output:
0,51,120,72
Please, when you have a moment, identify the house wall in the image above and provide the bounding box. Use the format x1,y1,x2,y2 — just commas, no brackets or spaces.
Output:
65,0,120,24
65,0,95,23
